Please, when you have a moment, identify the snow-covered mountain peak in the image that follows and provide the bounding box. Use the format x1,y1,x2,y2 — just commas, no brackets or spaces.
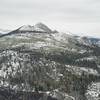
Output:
18,25,34,31
17,23,53,33
34,22,52,33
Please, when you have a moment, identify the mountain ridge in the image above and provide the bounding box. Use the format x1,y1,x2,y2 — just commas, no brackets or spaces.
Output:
0,23,100,100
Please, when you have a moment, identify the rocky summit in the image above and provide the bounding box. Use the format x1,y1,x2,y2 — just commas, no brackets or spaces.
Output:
0,23,100,100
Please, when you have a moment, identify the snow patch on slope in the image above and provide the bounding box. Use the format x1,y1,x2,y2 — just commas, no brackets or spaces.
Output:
86,82,100,100
19,25,34,31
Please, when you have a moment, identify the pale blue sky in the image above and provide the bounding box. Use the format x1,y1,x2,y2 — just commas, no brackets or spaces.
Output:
0,0,100,37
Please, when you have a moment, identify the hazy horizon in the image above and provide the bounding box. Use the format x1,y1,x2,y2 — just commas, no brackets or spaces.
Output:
0,0,100,37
